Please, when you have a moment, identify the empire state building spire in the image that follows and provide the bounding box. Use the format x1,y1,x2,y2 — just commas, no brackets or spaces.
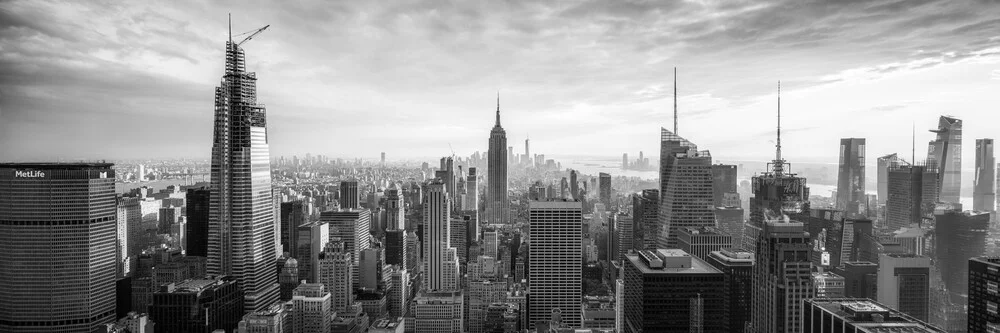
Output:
495,91,501,127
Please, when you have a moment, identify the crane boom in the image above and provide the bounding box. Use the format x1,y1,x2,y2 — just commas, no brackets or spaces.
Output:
237,25,270,47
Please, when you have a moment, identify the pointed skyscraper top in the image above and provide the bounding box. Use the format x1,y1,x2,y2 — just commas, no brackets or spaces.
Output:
495,91,501,127
771,81,786,176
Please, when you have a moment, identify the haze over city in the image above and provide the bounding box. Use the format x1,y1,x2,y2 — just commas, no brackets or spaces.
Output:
2,0,1000,163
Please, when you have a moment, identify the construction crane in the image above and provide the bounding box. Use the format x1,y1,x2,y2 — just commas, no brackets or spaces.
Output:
236,25,270,47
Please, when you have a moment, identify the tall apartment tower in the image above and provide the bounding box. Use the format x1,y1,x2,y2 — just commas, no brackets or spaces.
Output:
877,253,931,322
927,116,962,203
339,180,360,209
975,139,996,212
750,219,814,333
657,128,715,248
207,31,280,312
621,249,726,333
707,248,754,333
424,181,459,291
877,153,903,206
599,172,612,207
968,257,1000,332
185,188,210,257
319,238,354,313
486,97,509,224
836,138,867,217
0,163,118,333
885,164,939,231
528,199,583,329
385,185,405,230
631,189,659,250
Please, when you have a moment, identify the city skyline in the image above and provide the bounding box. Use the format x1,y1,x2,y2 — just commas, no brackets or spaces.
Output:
2,1,1000,163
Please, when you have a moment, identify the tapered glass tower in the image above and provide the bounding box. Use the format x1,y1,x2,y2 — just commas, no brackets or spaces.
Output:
207,24,279,312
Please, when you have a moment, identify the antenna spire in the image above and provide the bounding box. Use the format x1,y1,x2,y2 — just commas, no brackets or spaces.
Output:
673,67,678,135
228,13,232,46
495,91,501,127
912,122,915,163
772,80,785,176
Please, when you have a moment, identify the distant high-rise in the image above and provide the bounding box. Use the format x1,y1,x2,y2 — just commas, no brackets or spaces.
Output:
570,170,579,200
207,29,279,312
927,116,962,203
711,164,738,207
877,253,931,322
340,180,360,209
934,205,989,298
295,221,328,283
974,139,995,212
631,189,659,250
525,138,530,165
280,200,306,256
657,128,715,248
750,219,813,333
0,163,118,333
319,209,371,282
118,195,142,275
385,185,405,230
319,238,353,313
486,96,509,224
968,257,1000,332
836,138,866,217
424,181,459,291
802,298,945,333
621,249,725,333
707,248,754,333
439,157,457,207
465,167,479,214
599,172,611,207
877,153,903,206
528,199,583,329
185,188,210,257
384,229,408,269
885,164,939,230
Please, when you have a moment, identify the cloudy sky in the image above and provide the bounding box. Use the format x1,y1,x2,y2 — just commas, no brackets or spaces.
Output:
1,0,999,166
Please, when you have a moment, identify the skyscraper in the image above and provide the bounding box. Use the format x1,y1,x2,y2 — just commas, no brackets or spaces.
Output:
621,249,725,333
319,209,371,282
207,26,279,312
0,163,118,333
975,138,995,212
968,257,1000,332
711,164,738,207
440,157,456,207
657,128,715,248
599,172,611,207
676,226,732,261
528,199,583,329
340,180,360,209
802,298,944,333
291,283,332,333
707,248,754,333
570,169,579,200
185,187,210,257
486,96,509,224
118,195,142,275
319,238,353,313
836,138,866,217
149,276,244,333
934,204,989,299
631,189,659,250
385,184,405,230
280,200,306,256
750,219,813,333
885,164,939,231
927,115,962,204
877,153,903,206
424,181,458,291
877,253,931,322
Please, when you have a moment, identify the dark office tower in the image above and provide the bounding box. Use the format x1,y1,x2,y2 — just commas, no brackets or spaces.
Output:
711,164,738,207
486,96,509,224
934,205,989,297
296,221,328,283
631,189,659,250
385,229,408,269
657,128,715,248
622,249,725,333
0,163,117,333
450,217,467,264
707,248,754,333
877,153,903,206
877,253,931,322
278,258,298,302
381,152,386,165
340,180,360,209
969,257,1000,332
598,172,612,207
319,209,371,282
927,116,962,203
149,276,244,333
750,219,813,333
560,177,569,199
440,157,456,206
528,199,583,329
568,169,579,200
802,298,945,333
280,200,306,256
833,261,878,299
207,29,280,313
385,185,405,231
185,188,210,257
836,138,867,217
715,206,744,249
465,168,479,232
975,139,996,212
885,164,939,231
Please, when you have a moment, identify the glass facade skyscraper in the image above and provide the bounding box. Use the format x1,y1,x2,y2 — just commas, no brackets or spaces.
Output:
927,116,962,204
974,138,995,212
836,138,866,217
0,163,118,332
207,37,279,312
657,128,715,249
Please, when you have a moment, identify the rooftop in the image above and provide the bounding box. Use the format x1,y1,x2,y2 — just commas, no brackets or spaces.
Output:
807,298,944,332
627,249,720,275
0,162,114,170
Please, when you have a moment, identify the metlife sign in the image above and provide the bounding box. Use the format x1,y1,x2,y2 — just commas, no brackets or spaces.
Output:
14,171,46,178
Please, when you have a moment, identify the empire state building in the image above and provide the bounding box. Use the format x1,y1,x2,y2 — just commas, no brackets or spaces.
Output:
486,97,509,224
207,23,279,312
